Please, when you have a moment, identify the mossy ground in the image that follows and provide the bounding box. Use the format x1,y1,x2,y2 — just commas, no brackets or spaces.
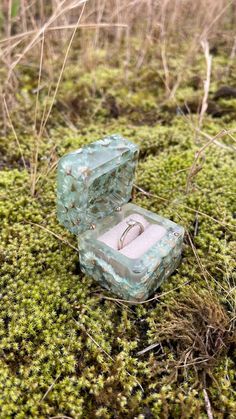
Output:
0,51,236,418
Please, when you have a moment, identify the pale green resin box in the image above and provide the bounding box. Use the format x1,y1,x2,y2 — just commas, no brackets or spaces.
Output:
57,134,184,301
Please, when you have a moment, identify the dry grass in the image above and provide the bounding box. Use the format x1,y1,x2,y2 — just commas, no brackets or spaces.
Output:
153,288,235,375
1,0,235,98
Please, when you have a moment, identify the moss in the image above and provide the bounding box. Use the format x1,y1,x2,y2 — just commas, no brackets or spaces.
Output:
0,113,235,417
0,46,236,417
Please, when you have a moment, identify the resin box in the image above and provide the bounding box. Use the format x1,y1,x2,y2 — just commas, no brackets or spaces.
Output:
57,135,184,301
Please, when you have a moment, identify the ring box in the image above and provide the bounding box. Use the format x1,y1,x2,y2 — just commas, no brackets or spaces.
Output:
57,135,184,301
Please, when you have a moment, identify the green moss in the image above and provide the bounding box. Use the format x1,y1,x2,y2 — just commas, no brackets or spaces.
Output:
0,47,236,417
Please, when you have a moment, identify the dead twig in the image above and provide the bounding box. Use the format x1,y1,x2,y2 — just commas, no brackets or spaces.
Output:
137,342,162,356
203,388,214,419
95,280,191,305
40,374,61,402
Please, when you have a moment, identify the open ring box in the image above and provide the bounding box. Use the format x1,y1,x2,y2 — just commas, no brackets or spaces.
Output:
57,135,184,301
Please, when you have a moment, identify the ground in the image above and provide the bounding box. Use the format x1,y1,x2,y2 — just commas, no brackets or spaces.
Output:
0,51,236,418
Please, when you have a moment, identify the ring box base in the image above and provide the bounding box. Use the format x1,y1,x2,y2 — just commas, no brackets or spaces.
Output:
78,203,184,301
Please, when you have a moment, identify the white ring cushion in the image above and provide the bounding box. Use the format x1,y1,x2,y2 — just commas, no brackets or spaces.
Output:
98,213,166,259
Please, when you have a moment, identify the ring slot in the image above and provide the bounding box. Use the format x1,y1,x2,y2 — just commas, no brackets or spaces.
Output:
119,224,167,259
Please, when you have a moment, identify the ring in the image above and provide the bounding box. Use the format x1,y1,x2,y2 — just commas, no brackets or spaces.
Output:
118,219,145,250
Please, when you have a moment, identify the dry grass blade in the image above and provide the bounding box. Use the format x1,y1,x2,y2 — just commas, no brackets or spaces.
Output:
26,220,78,252
5,0,90,82
185,229,211,288
73,318,144,392
39,1,87,136
40,374,61,402
198,40,212,130
49,416,74,419
31,30,45,197
34,31,45,134
201,0,233,39
196,128,236,151
0,23,128,46
3,96,27,171
97,280,191,305
152,288,235,373
186,129,225,193
134,184,235,232
6,0,67,81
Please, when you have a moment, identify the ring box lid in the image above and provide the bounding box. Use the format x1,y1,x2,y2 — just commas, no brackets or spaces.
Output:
57,134,139,234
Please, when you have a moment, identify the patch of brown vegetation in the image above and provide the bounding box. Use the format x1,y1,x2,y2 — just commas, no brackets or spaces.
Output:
153,288,235,375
